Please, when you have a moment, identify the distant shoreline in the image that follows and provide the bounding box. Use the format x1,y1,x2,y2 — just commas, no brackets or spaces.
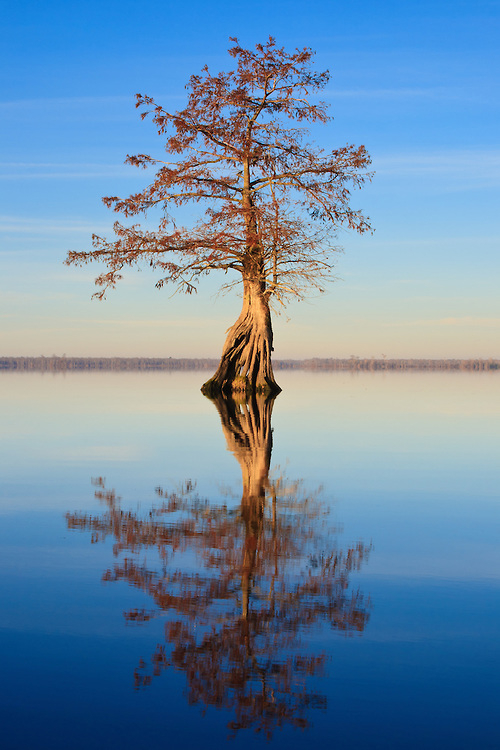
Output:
1,356,498,372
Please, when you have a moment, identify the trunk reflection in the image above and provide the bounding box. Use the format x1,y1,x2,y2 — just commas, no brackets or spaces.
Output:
66,393,371,737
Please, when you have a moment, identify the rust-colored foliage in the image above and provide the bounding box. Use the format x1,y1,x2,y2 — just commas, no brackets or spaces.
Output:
66,394,371,737
65,38,372,394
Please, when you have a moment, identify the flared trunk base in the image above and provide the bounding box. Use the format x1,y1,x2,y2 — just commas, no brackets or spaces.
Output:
201,279,281,397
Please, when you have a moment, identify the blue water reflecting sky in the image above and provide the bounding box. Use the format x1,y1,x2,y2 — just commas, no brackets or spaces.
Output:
0,371,499,749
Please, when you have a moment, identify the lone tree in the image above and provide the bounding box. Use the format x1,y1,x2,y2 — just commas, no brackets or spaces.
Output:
66,38,372,395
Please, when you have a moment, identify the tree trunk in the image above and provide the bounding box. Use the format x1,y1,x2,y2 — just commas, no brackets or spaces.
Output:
201,277,281,396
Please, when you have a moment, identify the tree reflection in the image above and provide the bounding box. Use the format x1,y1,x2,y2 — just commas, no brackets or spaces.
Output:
66,393,371,737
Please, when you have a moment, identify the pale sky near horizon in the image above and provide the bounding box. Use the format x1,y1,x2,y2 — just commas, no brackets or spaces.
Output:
1,0,498,359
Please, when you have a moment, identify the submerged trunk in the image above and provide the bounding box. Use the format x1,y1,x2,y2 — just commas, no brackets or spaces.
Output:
201,277,281,396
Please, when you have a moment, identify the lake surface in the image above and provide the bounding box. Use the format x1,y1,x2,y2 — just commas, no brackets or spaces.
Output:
1,370,499,749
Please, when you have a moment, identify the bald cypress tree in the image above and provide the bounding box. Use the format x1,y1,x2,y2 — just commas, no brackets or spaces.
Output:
66,38,372,394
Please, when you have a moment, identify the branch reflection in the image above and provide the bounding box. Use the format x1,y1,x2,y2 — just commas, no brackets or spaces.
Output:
66,393,371,737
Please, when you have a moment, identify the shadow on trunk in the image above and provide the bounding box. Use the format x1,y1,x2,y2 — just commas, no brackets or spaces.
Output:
66,392,371,738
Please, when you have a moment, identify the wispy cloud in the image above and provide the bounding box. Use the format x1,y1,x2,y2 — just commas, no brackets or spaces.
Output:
0,95,131,109
386,317,500,328
373,149,500,189
0,94,184,110
326,86,453,99
436,316,500,327
0,93,185,125
0,313,224,329
0,216,112,234
0,162,148,180
67,318,222,329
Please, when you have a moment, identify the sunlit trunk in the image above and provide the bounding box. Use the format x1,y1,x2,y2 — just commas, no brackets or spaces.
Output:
201,277,281,396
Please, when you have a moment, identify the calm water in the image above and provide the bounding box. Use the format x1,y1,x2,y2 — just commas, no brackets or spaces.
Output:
0,370,499,749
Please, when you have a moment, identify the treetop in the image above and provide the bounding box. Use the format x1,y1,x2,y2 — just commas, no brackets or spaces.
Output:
66,37,372,305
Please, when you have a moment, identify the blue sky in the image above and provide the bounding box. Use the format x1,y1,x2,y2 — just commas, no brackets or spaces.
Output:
1,0,498,358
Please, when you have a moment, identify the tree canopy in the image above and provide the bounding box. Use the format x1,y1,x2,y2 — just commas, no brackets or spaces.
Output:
66,38,372,394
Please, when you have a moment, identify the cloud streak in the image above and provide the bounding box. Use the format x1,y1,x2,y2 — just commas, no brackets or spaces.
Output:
326,86,454,99
67,318,222,329
0,94,184,110
436,316,500,327
374,149,500,188
0,162,147,181
386,317,500,328
0,216,111,234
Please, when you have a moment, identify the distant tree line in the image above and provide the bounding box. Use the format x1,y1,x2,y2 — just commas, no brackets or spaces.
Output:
0,357,219,372
1,356,498,372
284,357,500,372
